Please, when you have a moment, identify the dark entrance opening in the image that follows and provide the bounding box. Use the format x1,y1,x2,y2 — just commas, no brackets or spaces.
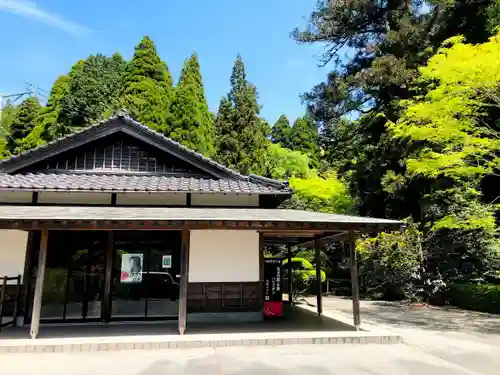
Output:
111,231,181,321
25,230,181,323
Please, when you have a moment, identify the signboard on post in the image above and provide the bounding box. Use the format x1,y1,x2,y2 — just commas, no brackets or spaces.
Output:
120,254,143,283
263,258,283,317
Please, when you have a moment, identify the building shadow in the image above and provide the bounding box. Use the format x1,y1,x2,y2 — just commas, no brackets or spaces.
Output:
0,306,354,340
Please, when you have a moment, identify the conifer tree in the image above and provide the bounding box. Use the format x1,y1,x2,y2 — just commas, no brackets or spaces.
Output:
214,54,267,175
290,115,320,167
169,53,213,155
7,97,40,153
271,114,292,148
122,36,173,134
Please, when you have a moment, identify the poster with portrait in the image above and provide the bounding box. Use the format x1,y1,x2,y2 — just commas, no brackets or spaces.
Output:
120,253,143,283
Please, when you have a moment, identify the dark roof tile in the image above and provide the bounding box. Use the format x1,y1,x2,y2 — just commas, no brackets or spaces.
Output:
0,173,290,194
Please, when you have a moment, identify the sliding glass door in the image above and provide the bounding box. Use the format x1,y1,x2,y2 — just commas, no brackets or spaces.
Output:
27,229,181,323
111,231,181,320
40,231,106,322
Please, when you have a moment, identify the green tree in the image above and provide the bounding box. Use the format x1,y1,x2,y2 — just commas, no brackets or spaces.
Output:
290,115,320,167
0,99,18,155
389,34,500,183
7,97,41,153
380,33,500,294
294,0,500,221
122,36,173,133
271,115,292,148
214,54,268,175
19,74,73,150
56,53,126,136
264,143,313,180
357,221,425,301
281,171,355,214
169,53,214,155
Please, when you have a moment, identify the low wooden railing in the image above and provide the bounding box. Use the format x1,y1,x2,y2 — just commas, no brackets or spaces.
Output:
0,275,22,331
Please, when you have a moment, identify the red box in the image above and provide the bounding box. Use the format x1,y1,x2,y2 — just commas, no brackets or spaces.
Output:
264,301,283,317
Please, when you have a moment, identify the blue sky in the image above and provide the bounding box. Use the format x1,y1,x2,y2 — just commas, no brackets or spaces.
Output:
0,0,329,124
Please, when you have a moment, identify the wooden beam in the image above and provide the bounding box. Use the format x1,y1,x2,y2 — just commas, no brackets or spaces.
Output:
30,230,48,339
178,229,190,335
0,219,403,233
314,238,322,315
349,231,361,330
260,230,323,237
297,231,348,248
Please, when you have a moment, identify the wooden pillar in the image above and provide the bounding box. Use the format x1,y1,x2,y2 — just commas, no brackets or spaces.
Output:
30,230,48,339
21,231,35,325
178,229,190,335
287,244,292,304
102,231,114,323
314,238,322,315
349,231,361,330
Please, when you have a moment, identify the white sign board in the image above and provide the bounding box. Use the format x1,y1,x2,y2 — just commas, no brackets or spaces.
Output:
120,253,143,283
162,255,172,268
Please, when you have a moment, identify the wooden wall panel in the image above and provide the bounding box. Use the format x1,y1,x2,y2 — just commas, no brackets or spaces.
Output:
187,281,262,313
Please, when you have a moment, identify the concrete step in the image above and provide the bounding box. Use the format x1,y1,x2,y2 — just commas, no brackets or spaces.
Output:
0,330,402,354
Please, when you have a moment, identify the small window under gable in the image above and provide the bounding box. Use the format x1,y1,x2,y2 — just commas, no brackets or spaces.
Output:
22,132,211,176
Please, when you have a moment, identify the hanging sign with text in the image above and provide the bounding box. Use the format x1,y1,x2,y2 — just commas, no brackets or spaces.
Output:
263,258,283,317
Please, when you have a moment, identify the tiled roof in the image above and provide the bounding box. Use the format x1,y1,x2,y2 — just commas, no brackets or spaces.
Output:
0,205,405,229
0,173,290,194
0,112,287,190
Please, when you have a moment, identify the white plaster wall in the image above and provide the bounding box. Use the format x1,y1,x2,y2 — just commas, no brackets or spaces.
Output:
38,192,111,205
116,193,186,206
191,193,259,207
0,191,32,203
189,230,260,282
0,230,28,277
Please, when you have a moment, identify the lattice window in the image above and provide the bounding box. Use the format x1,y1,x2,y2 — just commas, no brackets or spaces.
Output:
44,139,195,174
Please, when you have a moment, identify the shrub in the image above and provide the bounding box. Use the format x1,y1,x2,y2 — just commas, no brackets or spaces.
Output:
448,283,500,314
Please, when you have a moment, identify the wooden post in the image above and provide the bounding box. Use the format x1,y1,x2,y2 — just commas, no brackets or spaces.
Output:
0,276,6,331
30,230,49,339
314,238,322,315
349,231,361,330
12,275,21,326
259,233,264,307
178,229,190,335
102,231,114,323
287,244,292,304
21,231,35,325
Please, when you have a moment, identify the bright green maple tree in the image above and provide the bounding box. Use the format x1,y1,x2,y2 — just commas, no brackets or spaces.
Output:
380,33,500,285
389,33,500,181
168,53,214,156
264,143,313,180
